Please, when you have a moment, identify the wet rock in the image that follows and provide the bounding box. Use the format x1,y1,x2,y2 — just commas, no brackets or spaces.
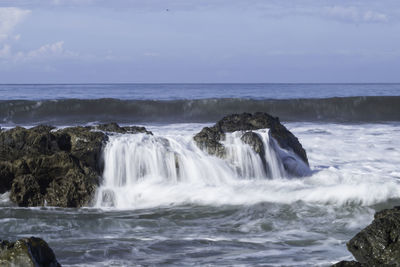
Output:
193,126,226,158
0,122,151,207
240,131,267,170
0,237,60,267
194,112,309,166
240,131,265,155
346,206,400,266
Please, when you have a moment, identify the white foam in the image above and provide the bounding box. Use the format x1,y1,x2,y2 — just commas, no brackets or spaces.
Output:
95,128,311,209
93,123,400,210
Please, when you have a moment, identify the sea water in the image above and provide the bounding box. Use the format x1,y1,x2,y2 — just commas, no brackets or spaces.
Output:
1,84,400,266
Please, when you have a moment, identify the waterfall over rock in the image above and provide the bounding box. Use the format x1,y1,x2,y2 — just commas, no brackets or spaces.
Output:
96,129,310,209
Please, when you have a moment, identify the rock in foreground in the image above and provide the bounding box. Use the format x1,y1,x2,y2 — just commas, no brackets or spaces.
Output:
332,206,400,266
0,123,151,207
193,112,309,176
347,207,400,266
0,237,60,267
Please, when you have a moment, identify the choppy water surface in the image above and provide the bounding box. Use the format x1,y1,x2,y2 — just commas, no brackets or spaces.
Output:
1,122,400,266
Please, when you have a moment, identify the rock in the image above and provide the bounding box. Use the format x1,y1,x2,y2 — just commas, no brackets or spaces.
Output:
0,123,151,207
331,261,363,267
346,206,400,266
193,126,226,158
94,122,153,135
0,162,14,194
240,132,265,155
10,174,43,206
240,131,267,170
56,126,108,174
194,112,309,171
0,237,60,267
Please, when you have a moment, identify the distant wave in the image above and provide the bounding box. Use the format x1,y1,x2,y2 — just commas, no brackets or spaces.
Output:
1,96,400,125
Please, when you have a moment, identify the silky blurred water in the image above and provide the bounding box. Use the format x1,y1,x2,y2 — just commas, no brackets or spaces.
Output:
1,122,400,266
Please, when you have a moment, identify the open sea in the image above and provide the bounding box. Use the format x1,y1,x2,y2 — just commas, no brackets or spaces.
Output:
1,83,400,266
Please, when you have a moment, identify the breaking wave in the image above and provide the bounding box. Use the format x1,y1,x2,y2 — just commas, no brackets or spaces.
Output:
1,96,400,125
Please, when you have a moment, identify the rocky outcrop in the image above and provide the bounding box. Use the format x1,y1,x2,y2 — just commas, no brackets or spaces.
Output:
0,123,150,207
0,237,60,267
348,207,400,266
194,112,309,175
332,206,400,266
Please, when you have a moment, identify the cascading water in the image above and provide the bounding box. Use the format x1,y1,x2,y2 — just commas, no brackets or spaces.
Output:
95,129,309,209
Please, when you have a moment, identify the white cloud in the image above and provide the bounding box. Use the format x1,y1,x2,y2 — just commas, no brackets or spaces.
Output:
0,7,31,43
325,6,388,23
363,10,388,23
14,41,78,62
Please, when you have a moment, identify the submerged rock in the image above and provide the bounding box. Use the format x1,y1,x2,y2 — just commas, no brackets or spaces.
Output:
0,123,151,207
194,112,309,176
0,237,60,267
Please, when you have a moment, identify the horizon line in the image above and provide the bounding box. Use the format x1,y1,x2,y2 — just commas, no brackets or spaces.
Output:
1,82,400,85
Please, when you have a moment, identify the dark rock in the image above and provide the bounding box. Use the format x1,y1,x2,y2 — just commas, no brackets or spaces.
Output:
0,162,14,194
194,112,309,166
331,260,363,267
346,206,400,266
0,125,60,162
56,126,108,174
240,131,267,170
0,237,60,267
193,126,226,158
11,174,43,206
0,122,151,207
94,122,153,135
240,132,265,155
9,153,98,207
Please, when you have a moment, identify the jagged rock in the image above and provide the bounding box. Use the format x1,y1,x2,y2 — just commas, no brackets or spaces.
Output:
194,112,309,167
0,123,151,207
0,237,60,267
346,206,400,266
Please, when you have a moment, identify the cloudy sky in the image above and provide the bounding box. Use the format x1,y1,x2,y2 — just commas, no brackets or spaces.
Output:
0,0,399,83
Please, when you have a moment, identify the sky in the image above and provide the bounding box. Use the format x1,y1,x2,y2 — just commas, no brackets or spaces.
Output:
0,0,399,83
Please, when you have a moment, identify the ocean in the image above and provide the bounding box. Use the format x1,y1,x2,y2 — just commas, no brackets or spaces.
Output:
1,83,400,266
